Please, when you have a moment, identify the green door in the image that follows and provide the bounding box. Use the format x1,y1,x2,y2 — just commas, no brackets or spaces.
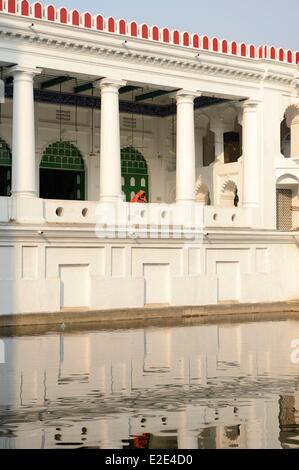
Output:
121,146,149,202
40,141,85,200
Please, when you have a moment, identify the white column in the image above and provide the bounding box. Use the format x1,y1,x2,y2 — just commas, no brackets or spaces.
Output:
286,106,299,158
176,90,198,204
242,100,260,208
97,78,126,203
11,66,41,198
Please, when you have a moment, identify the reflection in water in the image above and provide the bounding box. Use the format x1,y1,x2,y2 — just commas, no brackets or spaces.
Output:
0,319,299,449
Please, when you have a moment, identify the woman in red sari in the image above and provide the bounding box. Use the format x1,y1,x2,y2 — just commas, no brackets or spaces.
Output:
131,190,147,203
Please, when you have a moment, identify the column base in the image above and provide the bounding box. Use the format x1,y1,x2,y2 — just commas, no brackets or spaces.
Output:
11,191,37,198
10,196,45,224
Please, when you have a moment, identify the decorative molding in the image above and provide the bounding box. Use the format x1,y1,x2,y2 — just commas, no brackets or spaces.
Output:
0,29,294,86
222,179,238,193
285,103,299,126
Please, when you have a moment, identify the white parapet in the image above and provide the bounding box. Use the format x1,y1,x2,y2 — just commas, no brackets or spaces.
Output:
41,199,256,230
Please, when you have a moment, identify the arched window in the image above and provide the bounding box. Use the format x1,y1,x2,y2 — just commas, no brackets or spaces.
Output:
121,146,149,202
40,141,85,200
0,138,12,197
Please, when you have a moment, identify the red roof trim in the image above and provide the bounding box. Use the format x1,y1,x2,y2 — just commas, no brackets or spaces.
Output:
1,1,297,65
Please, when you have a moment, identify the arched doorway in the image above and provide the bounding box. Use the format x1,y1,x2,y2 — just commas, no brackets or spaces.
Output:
40,141,85,200
276,174,299,230
0,138,12,197
276,189,292,230
121,146,149,202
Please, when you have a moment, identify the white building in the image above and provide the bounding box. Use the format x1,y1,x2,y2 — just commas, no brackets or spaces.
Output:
0,1,299,315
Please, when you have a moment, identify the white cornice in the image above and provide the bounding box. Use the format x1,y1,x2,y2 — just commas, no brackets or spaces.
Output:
0,224,298,245
0,15,295,89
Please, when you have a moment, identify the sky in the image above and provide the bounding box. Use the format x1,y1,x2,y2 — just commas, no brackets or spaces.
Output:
46,0,299,50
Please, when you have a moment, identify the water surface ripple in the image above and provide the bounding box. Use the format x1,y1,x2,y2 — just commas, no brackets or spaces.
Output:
0,318,299,449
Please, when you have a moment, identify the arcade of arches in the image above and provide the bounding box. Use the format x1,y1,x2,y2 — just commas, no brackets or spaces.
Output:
0,138,152,202
0,99,297,231
0,138,150,202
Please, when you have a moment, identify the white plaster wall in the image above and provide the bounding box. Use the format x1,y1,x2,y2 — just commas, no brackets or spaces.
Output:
0,234,299,314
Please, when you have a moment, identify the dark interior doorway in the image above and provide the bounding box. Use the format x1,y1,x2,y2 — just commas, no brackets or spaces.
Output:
40,169,85,200
39,141,85,201
0,166,11,196
224,131,242,163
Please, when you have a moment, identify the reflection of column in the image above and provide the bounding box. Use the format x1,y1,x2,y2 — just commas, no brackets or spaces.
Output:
97,78,126,203
177,411,199,449
177,432,199,449
279,395,296,448
11,66,41,198
176,90,197,204
242,101,260,208
286,105,299,158
144,329,171,370
246,420,263,449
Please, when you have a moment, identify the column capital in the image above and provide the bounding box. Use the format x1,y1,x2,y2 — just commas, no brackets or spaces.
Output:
176,90,201,104
243,99,261,111
96,78,127,91
6,65,42,78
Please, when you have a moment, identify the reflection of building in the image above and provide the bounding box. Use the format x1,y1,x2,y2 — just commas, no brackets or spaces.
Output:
0,320,299,449
279,394,299,448
0,2,299,315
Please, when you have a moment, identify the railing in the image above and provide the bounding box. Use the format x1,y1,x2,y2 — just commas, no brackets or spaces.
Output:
43,199,252,230
0,197,253,229
43,199,98,224
203,207,251,228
